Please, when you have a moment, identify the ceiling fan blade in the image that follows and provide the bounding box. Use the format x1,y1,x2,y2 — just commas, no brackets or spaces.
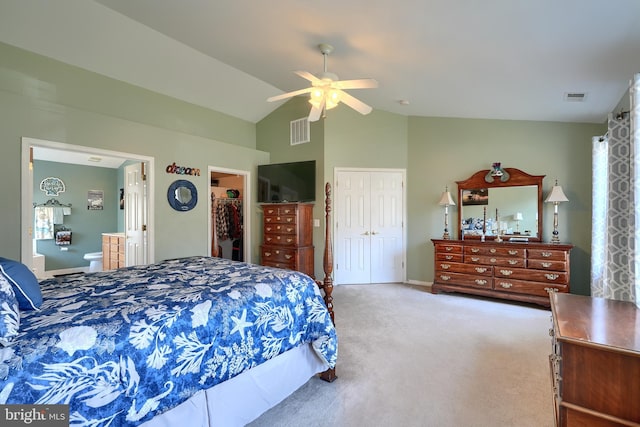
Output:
339,91,373,115
335,78,379,90
308,100,324,122
295,70,322,84
267,87,313,102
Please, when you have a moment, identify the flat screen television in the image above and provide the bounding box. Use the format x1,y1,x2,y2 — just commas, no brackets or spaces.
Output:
257,160,316,203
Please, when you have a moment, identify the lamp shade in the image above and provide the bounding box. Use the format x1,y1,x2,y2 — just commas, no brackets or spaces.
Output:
545,183,569,203
514,212,523,221
438,190,455,206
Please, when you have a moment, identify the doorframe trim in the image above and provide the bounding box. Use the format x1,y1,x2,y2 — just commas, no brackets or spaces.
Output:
333,167,408,284
207,166,251,263
21,137,155,270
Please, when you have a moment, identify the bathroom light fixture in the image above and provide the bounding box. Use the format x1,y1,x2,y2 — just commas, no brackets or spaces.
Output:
545,180,569,243
438,187,456,240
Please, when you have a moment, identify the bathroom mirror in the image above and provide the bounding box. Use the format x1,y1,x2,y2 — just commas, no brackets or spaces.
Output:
457,167,544,241
167,180,198,211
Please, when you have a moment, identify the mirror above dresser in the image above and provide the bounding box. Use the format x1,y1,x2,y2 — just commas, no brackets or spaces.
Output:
456,167,544,242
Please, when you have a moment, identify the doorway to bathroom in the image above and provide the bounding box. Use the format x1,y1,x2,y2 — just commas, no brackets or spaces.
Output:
20,137,154,276
209,166,251,263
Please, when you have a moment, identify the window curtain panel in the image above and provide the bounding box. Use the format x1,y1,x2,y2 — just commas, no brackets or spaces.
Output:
591,73,640,307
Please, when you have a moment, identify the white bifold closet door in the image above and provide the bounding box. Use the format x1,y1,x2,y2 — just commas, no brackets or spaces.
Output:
335,170,405,284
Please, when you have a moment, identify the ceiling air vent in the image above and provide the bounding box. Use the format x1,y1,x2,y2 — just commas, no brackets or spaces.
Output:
564,92,587,102
290,117,310,145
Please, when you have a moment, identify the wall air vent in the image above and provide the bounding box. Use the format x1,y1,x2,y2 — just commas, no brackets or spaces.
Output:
290,117,310,145
564,92,587,102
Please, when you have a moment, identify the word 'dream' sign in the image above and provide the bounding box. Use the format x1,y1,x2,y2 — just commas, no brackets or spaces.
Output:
166,162,200,176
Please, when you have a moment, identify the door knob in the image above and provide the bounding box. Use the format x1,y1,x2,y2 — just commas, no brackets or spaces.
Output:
362,231,370,235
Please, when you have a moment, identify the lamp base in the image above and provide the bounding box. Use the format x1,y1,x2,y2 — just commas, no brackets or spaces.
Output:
442,229,450,240
551,229,560,244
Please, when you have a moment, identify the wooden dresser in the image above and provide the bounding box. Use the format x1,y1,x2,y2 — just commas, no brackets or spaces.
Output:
431,239,572,307
549,292,640,426
260,203,314,277
102,232,125,270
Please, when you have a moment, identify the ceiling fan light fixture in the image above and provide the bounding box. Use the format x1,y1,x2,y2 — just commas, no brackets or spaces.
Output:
268,43,376,120
325,89,342,109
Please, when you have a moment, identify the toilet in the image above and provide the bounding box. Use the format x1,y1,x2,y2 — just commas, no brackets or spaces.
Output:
84,252,103,272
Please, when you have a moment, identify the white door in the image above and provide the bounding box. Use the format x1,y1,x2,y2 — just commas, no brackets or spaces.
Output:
125,162,148,266
335,170,405,284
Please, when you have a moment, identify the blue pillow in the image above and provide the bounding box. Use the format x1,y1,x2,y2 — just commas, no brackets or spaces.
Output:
0,273,20,346
0,257,42,310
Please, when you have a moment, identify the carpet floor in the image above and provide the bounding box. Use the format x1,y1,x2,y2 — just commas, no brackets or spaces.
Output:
249,283,554,427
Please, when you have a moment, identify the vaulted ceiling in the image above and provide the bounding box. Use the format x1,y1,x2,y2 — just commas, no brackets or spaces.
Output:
2,0,640,124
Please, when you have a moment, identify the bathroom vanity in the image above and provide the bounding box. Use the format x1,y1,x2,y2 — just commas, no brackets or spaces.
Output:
102,232,125,270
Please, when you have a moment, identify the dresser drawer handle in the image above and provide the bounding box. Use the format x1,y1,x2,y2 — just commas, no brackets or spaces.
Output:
500,269,513,276
499,282,513,289
545,274,560,281
440,263,451,270
283,209,292,214
266,237,273,242
286,238,294,243
265,218,272,223
286,218,293,223
275,250,280,254
285,255,292,260
541,251,553,257
490,248,497,253
267,209,275,214
508,260,518,265
471,248,480,253
490,258,497,263
445,247,454,252
508,250,518,255
440,275,451,281
545,287,557,293
475,279,487,285
475,267,487,273
286,227,295,232
265,227,273,232
471,257,480,262
542,262,553,268
264,252,271,257
445,255,453,260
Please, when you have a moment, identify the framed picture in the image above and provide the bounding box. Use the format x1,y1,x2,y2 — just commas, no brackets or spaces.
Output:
462,188,489,206
119,188,125,210
87,190,104,210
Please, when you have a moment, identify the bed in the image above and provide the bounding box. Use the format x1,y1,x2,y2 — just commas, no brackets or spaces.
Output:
0,184,337,426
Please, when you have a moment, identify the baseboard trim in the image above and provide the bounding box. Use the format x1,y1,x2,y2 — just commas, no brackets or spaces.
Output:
406,279,432,288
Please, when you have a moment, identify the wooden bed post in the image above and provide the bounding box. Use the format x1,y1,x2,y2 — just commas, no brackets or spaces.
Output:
318,182,337,383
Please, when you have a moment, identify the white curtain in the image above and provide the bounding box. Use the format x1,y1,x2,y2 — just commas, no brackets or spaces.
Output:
591,73,640,306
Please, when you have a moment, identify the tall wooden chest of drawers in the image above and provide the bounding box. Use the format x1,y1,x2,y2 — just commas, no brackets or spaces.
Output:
431,239,572,307
260,203,314,277
549,292,640,426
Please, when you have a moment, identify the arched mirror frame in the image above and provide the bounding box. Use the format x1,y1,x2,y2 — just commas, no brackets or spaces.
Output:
456,167,544,242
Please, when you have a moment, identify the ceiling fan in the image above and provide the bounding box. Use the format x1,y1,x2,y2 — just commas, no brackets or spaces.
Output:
267,43,378,122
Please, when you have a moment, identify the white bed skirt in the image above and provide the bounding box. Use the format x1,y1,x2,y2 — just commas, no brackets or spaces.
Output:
141,343,328,427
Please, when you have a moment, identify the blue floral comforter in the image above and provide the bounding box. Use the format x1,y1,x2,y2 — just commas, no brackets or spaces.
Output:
0,256,337,426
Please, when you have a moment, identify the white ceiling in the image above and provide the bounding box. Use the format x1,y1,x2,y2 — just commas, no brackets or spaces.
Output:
2,0,640,126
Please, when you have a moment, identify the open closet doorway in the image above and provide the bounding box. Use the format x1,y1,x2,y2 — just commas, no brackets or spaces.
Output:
209,166,251,263
20,137,154,276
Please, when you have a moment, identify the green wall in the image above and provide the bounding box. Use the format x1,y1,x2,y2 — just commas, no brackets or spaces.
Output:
260,102,605,295
0,42,269,265
1,41,609,295
33,160,119,270
408,117,605,295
